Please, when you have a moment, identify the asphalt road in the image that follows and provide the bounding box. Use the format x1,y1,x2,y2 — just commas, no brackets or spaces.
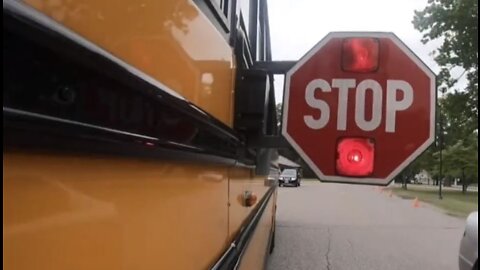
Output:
267,181,467,270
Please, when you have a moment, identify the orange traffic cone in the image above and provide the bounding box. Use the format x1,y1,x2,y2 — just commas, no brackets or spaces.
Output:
413,197,420,208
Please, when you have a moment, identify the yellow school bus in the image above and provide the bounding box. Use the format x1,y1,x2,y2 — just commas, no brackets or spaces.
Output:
3,0,282,269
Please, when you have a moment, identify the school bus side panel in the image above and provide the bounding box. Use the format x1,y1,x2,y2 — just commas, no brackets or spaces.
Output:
228,167,276,269
3,152,229,270
238,196,276,270
6,0,280,268
227,167,271,238
23,0,235,126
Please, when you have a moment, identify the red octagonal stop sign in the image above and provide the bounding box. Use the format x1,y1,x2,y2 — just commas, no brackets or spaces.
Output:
282,32,436,185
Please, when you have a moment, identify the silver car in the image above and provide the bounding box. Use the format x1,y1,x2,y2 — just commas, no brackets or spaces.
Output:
459,211,478,270
278,168,301,187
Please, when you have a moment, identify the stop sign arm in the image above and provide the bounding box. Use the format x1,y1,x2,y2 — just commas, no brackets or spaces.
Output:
253,61,297,74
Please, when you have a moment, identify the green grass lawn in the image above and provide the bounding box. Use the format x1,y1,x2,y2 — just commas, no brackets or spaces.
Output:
392,186,478,217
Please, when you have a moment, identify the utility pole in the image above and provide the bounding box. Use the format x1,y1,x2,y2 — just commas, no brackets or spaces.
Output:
438,89,446,200
439,133,443,199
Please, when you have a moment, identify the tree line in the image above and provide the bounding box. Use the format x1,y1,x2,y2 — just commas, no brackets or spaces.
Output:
399,0,478,192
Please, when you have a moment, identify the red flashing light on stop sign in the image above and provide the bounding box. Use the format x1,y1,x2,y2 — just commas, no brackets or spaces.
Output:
336,138,375,177
342,38,379,73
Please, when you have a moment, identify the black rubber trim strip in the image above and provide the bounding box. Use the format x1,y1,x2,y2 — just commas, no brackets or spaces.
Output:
3,107,242,167
210,186,276,270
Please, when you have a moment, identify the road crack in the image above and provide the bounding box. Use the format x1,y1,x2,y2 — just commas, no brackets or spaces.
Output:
326,227,332,270
347,239,359,265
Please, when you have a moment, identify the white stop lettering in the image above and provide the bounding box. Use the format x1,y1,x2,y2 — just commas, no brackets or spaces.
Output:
304,78,413,133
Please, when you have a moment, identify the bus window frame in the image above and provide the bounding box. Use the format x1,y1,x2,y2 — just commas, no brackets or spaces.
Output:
193,0,232,43
205,0,231,32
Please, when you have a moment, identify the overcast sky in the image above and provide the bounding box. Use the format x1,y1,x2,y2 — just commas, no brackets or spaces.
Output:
267,0,464,104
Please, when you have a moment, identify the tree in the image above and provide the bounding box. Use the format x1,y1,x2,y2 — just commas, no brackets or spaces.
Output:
413,0,478,124
396,161,422,190
442,135,478,193
442,91,478,145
